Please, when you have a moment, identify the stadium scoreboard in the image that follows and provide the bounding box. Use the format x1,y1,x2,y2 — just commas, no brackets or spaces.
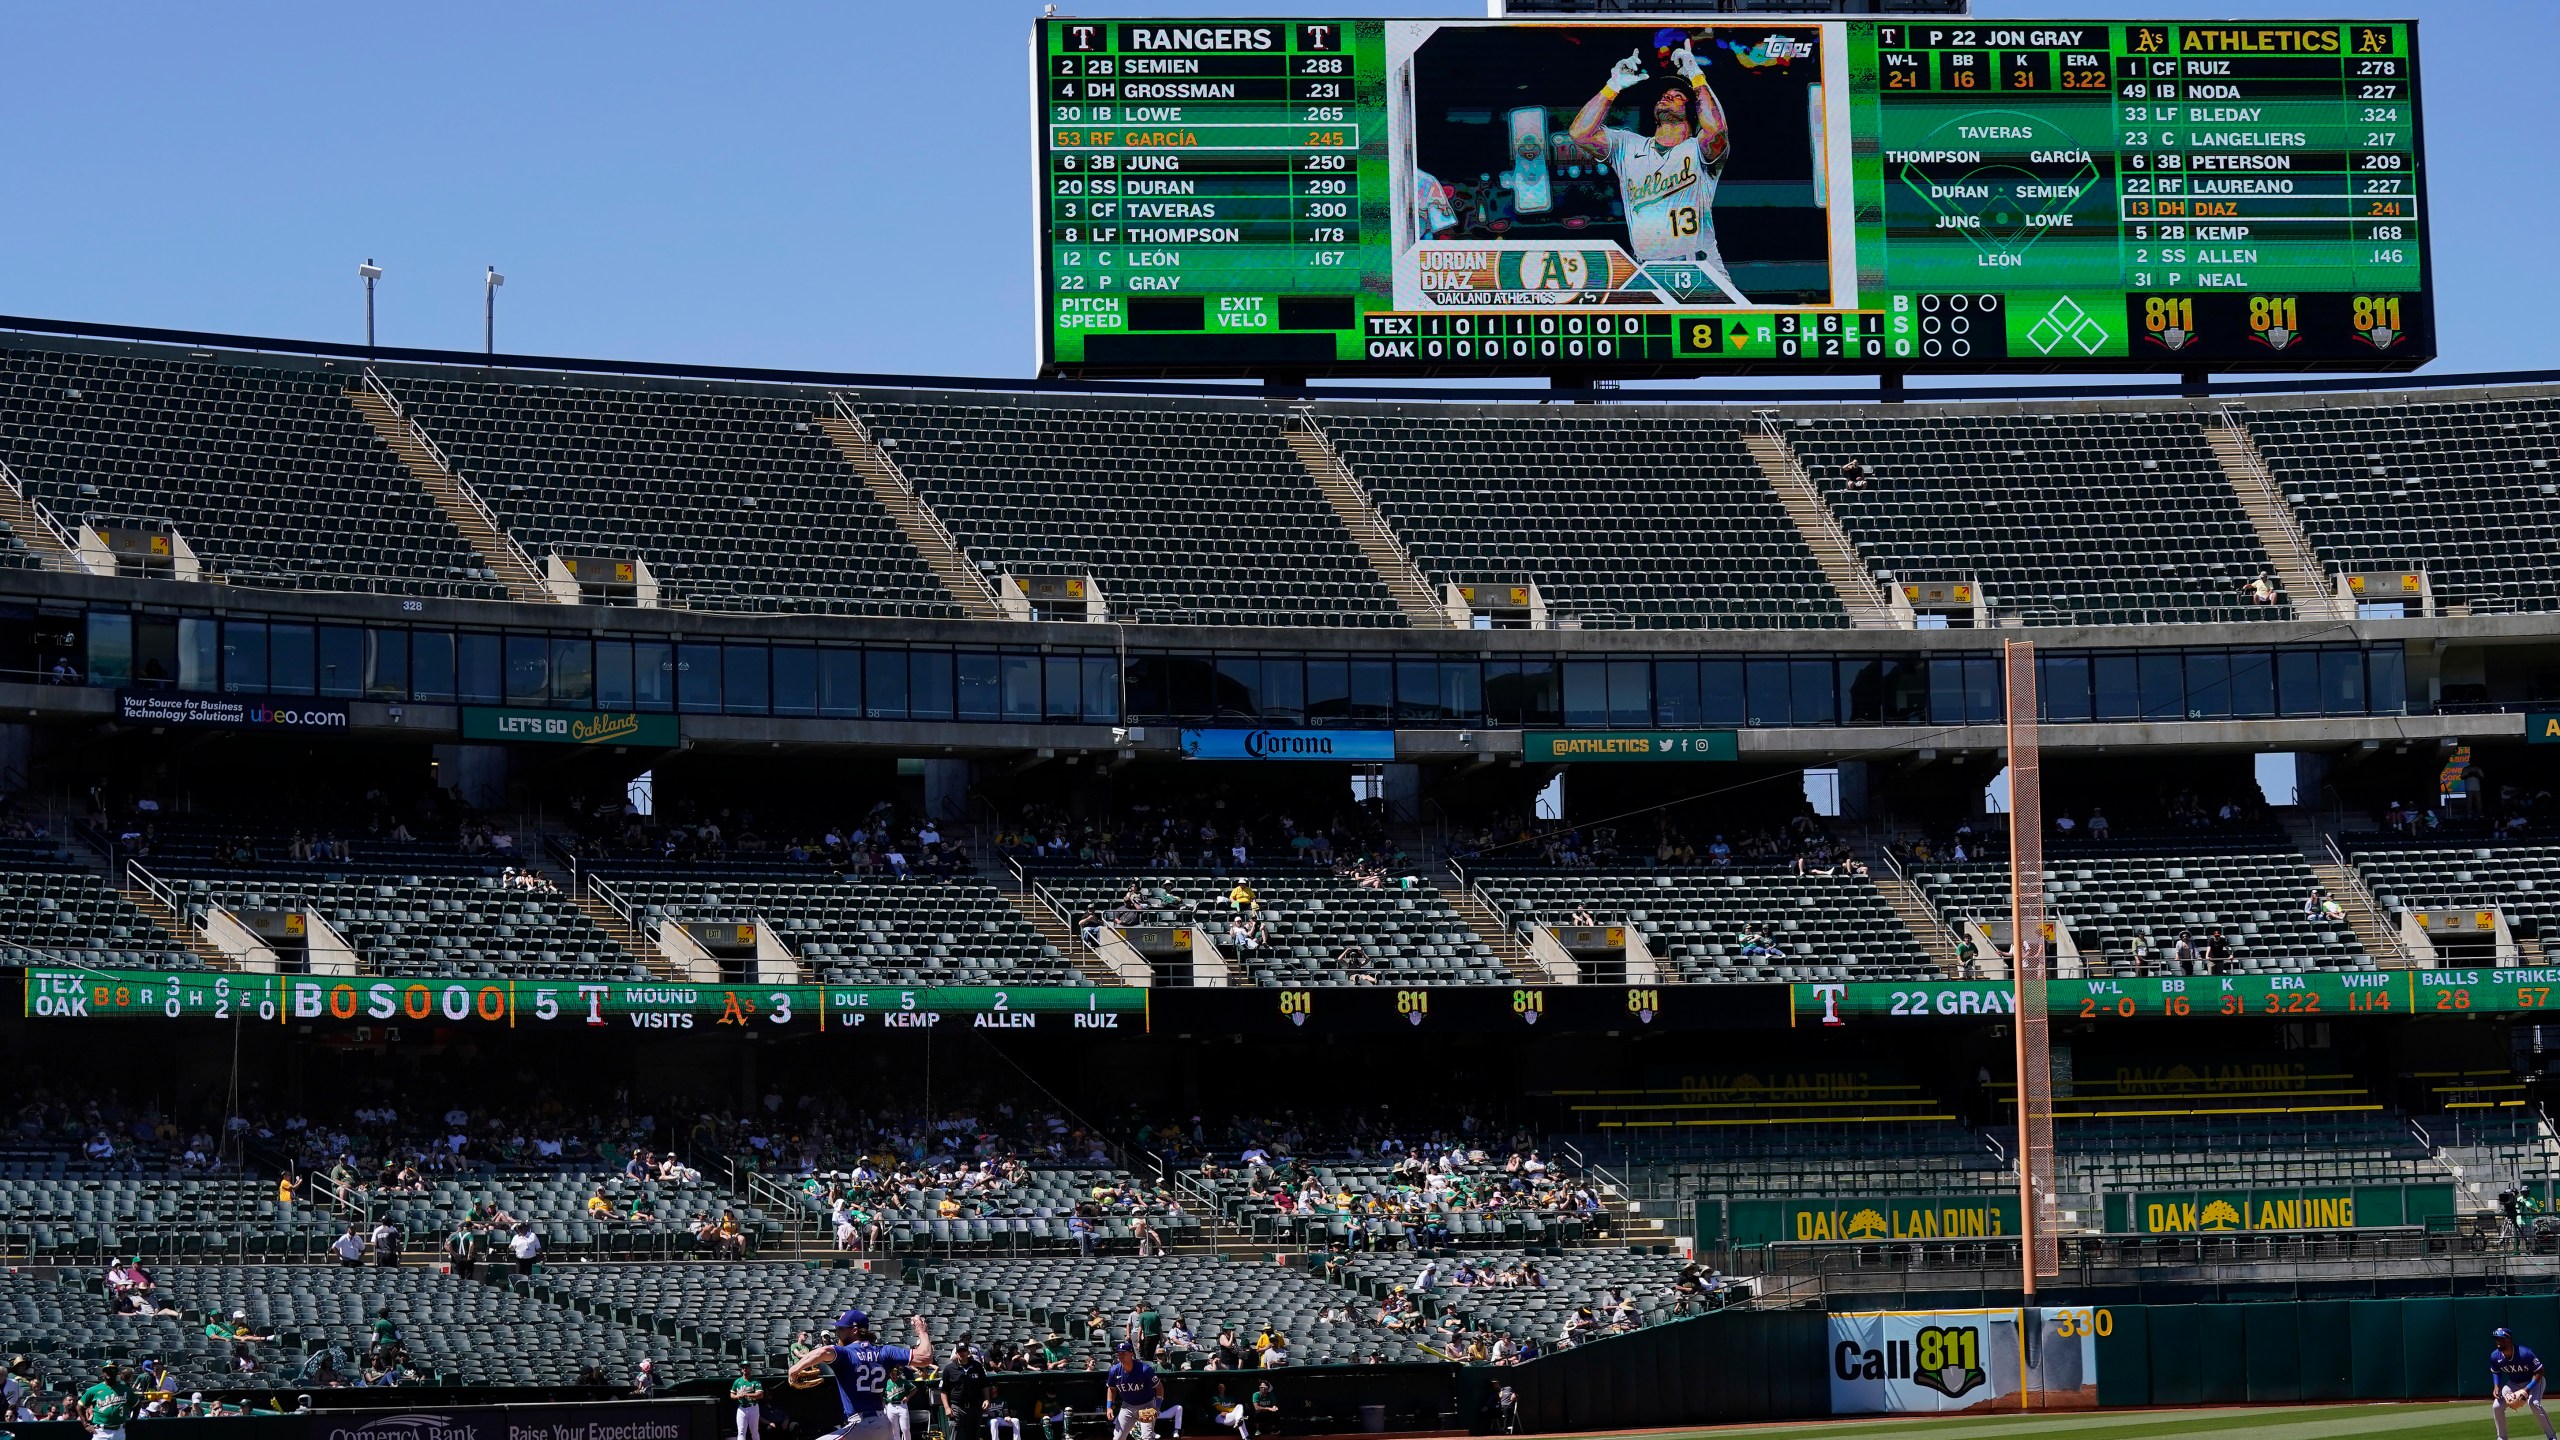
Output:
1033,17,2428,378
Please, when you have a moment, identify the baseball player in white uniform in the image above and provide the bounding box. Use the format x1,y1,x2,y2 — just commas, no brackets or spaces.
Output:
1567,40,1747,305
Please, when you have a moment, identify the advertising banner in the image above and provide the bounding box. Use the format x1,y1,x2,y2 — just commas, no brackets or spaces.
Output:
308,1401,709,1440
1731,1194,2017,1246
461,706,679,747
1178,728,1396,760
1829,1308,2097,1415
117,690,350,732
2104,1182,2454,1235
1525,730,1737,762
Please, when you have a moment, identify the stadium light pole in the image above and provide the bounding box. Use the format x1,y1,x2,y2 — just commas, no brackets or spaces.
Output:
358,260,383,356
485,267,505,356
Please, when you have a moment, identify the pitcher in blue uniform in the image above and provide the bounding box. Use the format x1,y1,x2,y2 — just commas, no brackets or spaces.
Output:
2495,1328,2557,1440
1104,1340,1164,1440
790,1308,936,1440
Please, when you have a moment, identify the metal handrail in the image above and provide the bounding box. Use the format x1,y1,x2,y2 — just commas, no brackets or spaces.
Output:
826,393,1005,613
1752,412,1895,619
2215,402,2338,617
1289,410,1443,618
363,367,545,588
1877,843,1968,968
2325,832,2420,966
0,453,80,554
1444,856,1536,961
1007,854,1128,982
586,870,644,934
126,857,185,915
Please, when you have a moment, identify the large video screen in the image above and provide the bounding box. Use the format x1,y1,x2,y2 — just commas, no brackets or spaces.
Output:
1032,18,2428,377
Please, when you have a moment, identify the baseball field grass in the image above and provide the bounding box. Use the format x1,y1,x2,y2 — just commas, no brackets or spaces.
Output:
1576,1403,2490,1440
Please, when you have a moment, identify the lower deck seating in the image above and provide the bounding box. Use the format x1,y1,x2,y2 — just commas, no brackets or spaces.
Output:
776,1167,1199,1252
1919,850,2368,971
1471,871,1936,982
922,1255,1441,1364
0,871,193,969
369,1172,772,1258
2351,843,2560,942
531,1264,1017,1368
1326,1247,1701,1340
157,1264,721,1387
1038,873,1505,985
604,873,1068,985
177,873,643,980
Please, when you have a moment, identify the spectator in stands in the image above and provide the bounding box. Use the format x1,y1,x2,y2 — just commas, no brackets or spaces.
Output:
446,1218,484,1279
371,1217,400,1266
2053,812,2077,840
508,1220,542,1274
2088,808,2111,841
2247,571,2278,606
1840,456,1871,490
331,1224,365,1268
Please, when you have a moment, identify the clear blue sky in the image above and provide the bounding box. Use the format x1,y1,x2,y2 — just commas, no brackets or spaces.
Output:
0,1,2545,385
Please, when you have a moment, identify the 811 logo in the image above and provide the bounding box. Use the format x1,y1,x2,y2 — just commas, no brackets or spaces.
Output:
1912,1324,1986,1400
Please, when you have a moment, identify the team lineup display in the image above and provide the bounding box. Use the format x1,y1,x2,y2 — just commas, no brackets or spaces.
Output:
1033,18,2427,377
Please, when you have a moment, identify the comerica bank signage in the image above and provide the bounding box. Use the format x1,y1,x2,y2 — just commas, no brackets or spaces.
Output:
1180,728,1397,761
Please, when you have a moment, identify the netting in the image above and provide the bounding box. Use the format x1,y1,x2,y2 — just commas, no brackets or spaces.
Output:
2004,639,2059,1285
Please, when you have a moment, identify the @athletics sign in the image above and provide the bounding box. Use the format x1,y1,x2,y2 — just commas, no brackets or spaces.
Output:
1526,730,1736,762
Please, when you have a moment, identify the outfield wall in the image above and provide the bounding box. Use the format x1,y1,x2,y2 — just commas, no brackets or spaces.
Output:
2097,1295,2560,1405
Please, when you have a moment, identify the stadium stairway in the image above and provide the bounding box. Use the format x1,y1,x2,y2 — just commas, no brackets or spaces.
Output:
1863,843,1966,974
997,882,1128,988
344,380,553,604
0,457,76,569
2203,408,2349,619
1437,872,1546,985
119,872,238,972
1283,420,1451,628
560,878,693,984
814,406,1010,622
2274,809,2410,966
1740,421,1900,629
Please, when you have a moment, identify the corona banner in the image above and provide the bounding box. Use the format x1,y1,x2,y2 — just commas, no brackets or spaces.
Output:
1828,1308,2099,1414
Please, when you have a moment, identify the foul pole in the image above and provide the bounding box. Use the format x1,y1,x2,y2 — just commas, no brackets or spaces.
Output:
2005,639,2058,1295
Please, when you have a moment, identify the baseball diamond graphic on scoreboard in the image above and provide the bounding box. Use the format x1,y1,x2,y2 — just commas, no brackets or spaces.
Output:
1033,18,2427,378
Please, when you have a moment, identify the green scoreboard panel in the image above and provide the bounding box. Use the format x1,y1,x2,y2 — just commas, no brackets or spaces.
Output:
1033,18,2428,378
